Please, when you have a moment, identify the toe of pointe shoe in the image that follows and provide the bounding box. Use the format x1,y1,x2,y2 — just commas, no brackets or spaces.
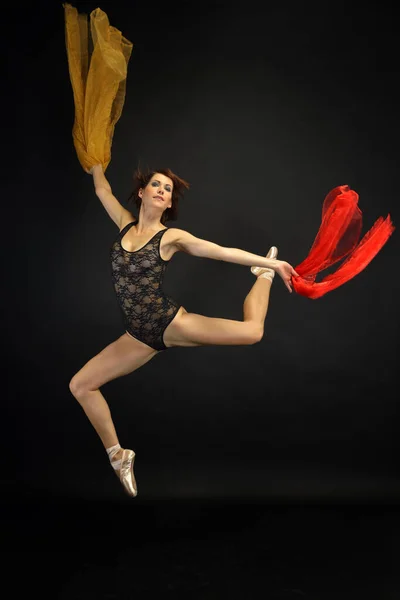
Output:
118,449,137,497
267,246,278,260
251,246,278,275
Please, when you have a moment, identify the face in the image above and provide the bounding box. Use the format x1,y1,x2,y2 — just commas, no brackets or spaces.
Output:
138,173,173,211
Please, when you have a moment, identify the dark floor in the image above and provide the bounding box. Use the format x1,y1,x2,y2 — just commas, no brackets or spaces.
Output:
3,491,400,599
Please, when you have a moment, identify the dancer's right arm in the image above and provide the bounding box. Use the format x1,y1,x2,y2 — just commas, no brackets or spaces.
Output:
89,164,132,229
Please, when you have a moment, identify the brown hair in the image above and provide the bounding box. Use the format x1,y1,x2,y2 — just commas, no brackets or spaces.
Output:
127,167,190,224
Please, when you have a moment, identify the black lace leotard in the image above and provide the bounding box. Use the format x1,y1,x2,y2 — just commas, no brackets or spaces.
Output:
110,220,181,351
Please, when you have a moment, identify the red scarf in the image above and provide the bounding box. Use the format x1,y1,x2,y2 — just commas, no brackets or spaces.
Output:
292,185,395,299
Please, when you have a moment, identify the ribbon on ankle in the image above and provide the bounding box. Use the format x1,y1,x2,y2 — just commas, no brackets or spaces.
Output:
106,443,121,461
292,185,395,299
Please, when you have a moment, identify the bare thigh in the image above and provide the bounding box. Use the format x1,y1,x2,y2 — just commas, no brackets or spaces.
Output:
163,307,261,348
69,333,158,396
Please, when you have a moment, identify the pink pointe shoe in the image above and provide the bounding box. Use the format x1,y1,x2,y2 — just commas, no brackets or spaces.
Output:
111,448,137,497
251,246,278,281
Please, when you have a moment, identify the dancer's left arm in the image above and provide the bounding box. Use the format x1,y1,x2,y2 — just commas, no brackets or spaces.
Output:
171,229,299,291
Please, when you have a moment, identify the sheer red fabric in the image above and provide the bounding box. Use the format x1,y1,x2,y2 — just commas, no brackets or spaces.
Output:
292,185,395,299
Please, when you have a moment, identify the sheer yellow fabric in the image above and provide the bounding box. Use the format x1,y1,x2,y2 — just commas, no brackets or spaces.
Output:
63,4,133,172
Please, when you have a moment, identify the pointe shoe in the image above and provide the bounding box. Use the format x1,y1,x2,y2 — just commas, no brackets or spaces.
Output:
251,246,278,280
111,449,137,497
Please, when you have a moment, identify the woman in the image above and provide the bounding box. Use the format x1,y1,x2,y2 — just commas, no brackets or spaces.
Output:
69,164,299,497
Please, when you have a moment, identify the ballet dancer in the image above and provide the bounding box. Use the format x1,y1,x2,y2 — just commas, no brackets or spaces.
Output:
69,164,299,496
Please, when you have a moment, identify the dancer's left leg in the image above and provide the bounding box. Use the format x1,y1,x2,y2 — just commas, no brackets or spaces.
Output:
164,275,273,348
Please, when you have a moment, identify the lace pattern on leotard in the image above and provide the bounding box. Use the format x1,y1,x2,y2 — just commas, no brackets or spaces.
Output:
110,221,180,351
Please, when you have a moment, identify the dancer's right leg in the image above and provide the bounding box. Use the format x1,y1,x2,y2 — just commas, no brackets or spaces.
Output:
69,333,158,496
69,333,158,451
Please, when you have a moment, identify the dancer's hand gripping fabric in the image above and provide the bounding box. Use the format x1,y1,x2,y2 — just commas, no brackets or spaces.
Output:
275,261,299,293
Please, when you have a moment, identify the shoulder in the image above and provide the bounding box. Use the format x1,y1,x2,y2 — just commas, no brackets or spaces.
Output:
161,228,193,258
164,227,192,246
165,227,188,237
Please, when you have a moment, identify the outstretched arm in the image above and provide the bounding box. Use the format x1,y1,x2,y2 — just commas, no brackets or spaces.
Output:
171,229,299,292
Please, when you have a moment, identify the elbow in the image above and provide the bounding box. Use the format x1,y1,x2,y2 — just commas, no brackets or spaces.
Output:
95,185,112,196
215,245,229,261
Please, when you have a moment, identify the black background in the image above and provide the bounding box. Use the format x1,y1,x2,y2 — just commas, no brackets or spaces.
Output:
3,1,400,597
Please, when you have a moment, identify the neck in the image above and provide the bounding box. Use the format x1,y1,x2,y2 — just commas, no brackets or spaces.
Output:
136,205,165,233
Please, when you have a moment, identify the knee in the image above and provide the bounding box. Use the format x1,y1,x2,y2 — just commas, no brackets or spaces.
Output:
246,324,264,345
69,376,90,400
253,326,264,344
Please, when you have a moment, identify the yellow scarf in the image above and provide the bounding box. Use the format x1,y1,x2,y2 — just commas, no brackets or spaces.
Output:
63,4,133,172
